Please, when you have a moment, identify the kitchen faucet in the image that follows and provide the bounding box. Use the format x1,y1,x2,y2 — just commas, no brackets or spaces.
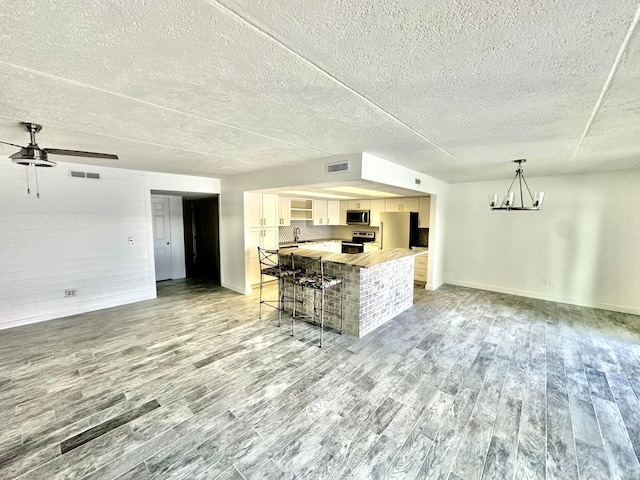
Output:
294,227,301,242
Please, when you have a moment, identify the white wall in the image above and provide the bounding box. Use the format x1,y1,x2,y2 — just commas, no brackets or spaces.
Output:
361,153,450,290
444,169,640,314
0,161,220,329
219,153,449,293
220,154,364,293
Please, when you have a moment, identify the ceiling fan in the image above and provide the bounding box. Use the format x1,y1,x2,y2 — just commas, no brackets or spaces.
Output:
1,122,119,167
1,122,119,197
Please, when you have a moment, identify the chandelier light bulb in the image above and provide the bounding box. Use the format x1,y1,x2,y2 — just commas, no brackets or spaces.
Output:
534,191,545,207
489,194,499,208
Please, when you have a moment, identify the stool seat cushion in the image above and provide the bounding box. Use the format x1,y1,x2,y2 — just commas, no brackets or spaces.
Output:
262,266,299,278
294,273,342,289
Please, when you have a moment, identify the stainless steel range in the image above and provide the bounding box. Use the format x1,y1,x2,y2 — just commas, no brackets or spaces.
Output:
341,231,375,254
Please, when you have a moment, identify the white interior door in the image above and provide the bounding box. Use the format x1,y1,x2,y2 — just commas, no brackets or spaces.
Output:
152,196,173,281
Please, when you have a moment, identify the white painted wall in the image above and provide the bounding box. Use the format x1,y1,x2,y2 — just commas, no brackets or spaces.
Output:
219,153,449,293
0,161,220,330
361,153,450,290
444,169,640,314
220,154,364,293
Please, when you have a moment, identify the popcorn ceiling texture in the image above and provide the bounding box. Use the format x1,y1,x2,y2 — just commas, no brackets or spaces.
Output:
0,1,638,181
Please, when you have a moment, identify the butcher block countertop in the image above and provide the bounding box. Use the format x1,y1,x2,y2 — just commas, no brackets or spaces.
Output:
279,246,428,268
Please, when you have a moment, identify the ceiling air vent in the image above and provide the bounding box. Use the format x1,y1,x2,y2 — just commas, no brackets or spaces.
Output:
325,161,350,174
69,170,101,180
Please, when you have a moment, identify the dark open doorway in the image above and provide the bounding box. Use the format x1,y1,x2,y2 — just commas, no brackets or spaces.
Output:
183,196,221,283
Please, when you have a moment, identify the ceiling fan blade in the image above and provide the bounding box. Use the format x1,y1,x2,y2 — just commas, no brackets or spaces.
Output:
43,148,118,160
0,140,27,149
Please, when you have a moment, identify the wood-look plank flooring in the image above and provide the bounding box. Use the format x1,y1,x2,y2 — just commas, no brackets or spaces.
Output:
1,280,640,479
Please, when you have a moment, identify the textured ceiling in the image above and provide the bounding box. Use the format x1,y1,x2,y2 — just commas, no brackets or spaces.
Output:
0,0,638,183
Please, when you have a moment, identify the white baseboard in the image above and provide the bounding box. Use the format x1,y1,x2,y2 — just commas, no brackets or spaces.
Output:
444,280,640,315
0,292,156,331
221,281,250,295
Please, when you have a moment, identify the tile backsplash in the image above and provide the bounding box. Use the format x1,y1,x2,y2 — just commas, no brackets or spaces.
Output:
279,221,331,243
279,222,428,246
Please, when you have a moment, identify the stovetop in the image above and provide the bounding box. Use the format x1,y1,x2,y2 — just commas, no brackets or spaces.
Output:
342,231,376,245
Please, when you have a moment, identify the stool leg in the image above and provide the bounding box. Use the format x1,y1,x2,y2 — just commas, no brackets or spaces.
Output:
277,277,283,327
291,283,296,336
340,280,344,335
319,288,324,348
258,272,263,319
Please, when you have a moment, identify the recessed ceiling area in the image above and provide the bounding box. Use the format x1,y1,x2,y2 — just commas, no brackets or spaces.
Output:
0,1,638,183
257,181,427,200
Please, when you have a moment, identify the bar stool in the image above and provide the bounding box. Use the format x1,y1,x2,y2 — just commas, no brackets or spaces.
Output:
291,254,343,347
257,248,299,326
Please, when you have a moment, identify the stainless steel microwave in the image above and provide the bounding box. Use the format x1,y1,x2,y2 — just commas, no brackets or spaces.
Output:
346,210,370,226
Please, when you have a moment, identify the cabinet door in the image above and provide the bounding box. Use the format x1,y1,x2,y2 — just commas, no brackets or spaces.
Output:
414,254,428,282
348,200,371,210
418,196,431,227
262,194,279,227
385,198,402,212
278,197,291,226
369,199,385,227
363,243,379,252
262,227,279,250
329,241,342,253
340,201,349,225
313,200,328,225
246,192,262,228
327,201,340,225
248,228,262,285
403,197,420,212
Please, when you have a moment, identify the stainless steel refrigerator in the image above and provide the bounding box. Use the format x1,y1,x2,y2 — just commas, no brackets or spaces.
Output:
379,211,419,249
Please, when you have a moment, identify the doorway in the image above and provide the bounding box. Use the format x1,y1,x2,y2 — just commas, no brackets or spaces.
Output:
151,196,173,281
183,196,221,283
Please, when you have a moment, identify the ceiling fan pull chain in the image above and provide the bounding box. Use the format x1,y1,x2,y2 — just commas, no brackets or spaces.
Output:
34,165,40,199
25,165,31,194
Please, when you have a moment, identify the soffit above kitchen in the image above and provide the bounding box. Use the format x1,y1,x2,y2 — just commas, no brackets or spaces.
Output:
0,1,638,183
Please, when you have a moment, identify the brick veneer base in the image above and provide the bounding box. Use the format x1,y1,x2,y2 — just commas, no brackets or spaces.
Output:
281,255,415,338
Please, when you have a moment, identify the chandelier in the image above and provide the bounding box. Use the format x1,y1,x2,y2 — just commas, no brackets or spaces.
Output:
489,159,544,211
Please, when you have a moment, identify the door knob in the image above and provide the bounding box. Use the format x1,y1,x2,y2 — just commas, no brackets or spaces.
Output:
166,242,170,245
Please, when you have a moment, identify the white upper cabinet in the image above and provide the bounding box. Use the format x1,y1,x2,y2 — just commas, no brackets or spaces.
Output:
339,201,349,225
278,197,291,226
418,196,431,228
261,194,279,227
247,192,278,228
313,199,328,225
385,197,419,212
369,199,385,227
347,200,371,210
327,201,340,225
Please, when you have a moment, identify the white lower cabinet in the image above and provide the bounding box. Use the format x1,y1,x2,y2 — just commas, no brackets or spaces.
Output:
414,254,428,283
249,227,278,285
363,243,380,253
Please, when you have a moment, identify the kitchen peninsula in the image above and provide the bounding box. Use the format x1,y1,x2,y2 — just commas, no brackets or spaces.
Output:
280,246,428,337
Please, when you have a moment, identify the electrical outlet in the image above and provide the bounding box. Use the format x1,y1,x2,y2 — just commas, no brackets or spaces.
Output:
65,289,77,297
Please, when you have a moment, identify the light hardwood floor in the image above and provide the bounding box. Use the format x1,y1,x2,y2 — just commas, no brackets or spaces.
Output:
1,280,640,479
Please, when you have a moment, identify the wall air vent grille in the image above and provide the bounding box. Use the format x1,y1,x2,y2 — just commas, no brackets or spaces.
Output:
326,161,350,174
69,171,101,180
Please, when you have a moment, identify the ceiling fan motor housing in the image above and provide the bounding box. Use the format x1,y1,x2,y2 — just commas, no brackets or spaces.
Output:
10,147,56,167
